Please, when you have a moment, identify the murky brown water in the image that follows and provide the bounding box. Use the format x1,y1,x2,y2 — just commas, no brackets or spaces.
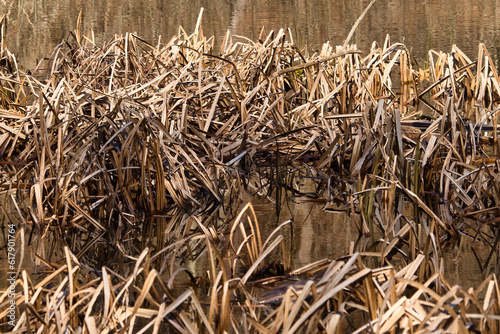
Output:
248,196,497,288
3,0,500,68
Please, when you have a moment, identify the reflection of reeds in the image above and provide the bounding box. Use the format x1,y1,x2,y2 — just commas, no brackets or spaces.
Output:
2,8,500,333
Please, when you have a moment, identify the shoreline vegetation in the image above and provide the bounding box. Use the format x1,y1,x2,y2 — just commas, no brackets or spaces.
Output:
1,8,500,333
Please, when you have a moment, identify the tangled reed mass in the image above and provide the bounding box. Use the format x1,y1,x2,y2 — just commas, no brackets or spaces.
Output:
2,11,500,333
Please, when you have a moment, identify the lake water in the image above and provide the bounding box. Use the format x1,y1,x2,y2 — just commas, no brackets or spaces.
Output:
3,0,500,68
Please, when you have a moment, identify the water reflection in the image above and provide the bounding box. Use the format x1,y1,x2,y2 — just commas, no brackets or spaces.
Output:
443,236,498,287
0,194,497,292
3,0,500,68
250,196,358,267
176,196,496,291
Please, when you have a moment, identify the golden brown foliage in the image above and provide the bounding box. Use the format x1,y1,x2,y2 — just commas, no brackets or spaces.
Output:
2,10,500,333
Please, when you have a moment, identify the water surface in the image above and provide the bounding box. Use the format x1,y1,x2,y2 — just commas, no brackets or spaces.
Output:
3,0,500,68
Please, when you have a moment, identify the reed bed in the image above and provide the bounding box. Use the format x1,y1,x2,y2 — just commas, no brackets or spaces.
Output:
2,10,500,333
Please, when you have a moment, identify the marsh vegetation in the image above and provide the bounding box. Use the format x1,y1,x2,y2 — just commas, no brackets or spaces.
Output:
1,9,500,333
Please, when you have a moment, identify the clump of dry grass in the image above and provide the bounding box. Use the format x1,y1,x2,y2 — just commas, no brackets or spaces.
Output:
2,11,499,234
2,8,500,333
